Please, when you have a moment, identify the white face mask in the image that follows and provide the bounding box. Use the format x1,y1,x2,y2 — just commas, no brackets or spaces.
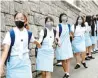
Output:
45,22,53,30
78,20,82,24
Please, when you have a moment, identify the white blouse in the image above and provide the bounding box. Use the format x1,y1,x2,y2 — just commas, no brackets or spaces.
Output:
3,27,35,58
85,22,91,33
71,24,86,36
38,27,54,48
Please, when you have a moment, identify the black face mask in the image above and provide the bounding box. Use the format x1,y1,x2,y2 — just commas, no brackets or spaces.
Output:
15,21,24,28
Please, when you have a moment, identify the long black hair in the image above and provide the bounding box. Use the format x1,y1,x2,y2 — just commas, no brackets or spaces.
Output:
59,13,68,23
74,16,85,28
91,15,97,36
86,16,92,26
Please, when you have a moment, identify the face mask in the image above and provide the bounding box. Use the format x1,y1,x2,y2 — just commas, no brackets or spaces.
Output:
78,20,82,24
15,21,24,28
45,23,53,30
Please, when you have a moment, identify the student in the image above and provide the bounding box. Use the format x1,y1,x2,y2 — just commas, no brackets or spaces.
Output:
71,16,88,69
90,15,97,55
0,12,41,78
84,16,92,60
36,16,56,78
55,13,73,78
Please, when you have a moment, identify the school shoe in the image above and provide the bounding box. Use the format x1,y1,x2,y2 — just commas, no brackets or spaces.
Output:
56,62,62,66
81,62,88,68
63,74,67,78
88,56,95,59
74,64,80,69
66,75,69,78
85,57,90,60
63,74,69,78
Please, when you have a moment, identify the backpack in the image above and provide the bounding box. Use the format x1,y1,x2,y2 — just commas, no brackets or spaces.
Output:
5,29,32,65
58,24,72,42
35,28,56,57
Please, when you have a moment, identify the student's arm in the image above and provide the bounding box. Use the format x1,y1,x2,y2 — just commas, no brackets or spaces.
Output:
0,32,11,76
30,34,41,48
70,25,74,39
55,25,61,47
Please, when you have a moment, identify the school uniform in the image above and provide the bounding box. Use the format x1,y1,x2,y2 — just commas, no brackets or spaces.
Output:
36,28,54,72
55,23,73,60
71,25,86,53
84,22,92,47
3,27,35,78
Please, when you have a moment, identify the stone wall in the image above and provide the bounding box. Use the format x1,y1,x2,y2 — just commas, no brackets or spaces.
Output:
1,0,98,78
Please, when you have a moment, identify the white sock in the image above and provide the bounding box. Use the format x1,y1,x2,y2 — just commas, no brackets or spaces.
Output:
82,61,85,63
77,63,80,65
66,72,69,75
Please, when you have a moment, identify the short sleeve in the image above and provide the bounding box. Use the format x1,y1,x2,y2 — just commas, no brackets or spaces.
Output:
3,32,11,46
71,24,74,32
30,34,35,43
38,29,44,43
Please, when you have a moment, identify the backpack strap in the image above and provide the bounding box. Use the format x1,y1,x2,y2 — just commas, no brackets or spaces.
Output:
58,24,62,37
5,29,15,65
27,31,32,48
53,29,56,37
40,28,47,45
68,24,71,33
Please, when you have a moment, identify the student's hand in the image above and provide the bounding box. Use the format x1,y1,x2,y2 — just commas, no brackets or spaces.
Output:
34,40,41,48
0,63,4,77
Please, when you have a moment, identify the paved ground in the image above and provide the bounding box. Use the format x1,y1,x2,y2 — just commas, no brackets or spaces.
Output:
52,53,98,78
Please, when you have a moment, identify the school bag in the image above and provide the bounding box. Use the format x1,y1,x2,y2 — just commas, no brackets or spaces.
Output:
35,28,56,57
5,29,32,65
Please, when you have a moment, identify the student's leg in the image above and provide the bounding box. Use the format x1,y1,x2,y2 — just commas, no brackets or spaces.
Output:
74,53,81,69
62,60,66,72
74,53,81,64
85,47,90,60
65,59,70,75
42,71,46,78
81,51,88,68
88,46,92,56
88,46,95,59
46,72,51,78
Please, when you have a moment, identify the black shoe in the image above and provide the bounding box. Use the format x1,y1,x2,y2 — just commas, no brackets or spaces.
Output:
66,75,69,78
88,56,95,59
74,64,80,69
81,62,88,68
63,74,69,78
85,57,90,60
63,74,66,78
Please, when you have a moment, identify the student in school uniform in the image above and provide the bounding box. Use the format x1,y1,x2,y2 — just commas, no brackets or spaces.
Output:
55,13,73,78
0,12,41,78
71,16,88,69
36,16,56,78
84,16,92,60
90,15,97,55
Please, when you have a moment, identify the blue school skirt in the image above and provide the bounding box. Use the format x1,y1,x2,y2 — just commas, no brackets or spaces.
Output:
6,53,32,78
91,36,96,44
36,45,54,72
72,35,86,53
85,32,92,47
